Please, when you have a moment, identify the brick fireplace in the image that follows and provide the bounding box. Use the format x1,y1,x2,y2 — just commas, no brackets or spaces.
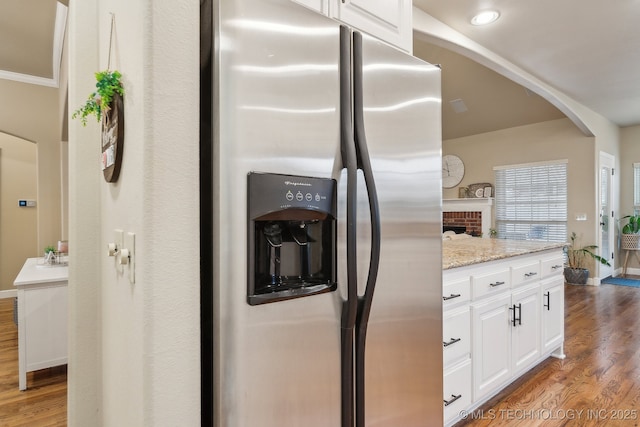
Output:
442,198,494,238
443,211,482,236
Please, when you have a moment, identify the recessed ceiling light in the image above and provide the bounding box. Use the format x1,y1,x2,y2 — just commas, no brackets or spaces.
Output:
470,10,500,26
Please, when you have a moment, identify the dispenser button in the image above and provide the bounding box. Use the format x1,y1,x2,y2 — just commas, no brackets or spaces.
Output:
286,190,294,201
296,191,303,201
315,193,321,202
305,193,312,201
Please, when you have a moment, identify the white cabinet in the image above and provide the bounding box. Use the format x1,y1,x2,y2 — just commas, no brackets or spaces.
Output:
14,258,68,390
292,0,413,53
444,247,565,425
542,276,565,356
291,0,329,14
292,0,413,52
471,292,512,401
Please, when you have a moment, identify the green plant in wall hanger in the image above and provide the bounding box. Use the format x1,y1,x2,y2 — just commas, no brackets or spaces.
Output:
72,70,124,126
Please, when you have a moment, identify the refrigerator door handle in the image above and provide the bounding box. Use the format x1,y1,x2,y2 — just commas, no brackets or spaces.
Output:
339,24,358,427
352,30,382,427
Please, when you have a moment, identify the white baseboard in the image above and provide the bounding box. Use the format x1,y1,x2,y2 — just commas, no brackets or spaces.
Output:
0,289,17,299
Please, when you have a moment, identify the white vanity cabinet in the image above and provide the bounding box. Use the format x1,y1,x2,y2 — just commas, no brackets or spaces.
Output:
443,246,565,426
291,0,413,52
13,257,68,391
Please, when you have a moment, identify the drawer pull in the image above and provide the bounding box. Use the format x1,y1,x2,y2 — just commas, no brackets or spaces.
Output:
524,272,538,277
443,394,462,407
443,293,461,301
443,337,461,347
551,264,563,270
489,281,505,287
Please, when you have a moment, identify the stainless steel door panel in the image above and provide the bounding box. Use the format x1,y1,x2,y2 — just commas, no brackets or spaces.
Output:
215,1,342,426
358,33,443,427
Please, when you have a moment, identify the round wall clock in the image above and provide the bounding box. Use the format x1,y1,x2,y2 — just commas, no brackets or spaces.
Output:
442,154,465,188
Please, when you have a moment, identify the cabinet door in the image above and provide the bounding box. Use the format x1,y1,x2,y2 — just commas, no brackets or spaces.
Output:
542,277,564,354
472,293,511,401
330,0,412,52
511,285,541,376
291,0,329,14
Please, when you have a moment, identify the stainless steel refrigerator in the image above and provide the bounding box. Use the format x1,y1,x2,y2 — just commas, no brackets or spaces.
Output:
201,0,443,426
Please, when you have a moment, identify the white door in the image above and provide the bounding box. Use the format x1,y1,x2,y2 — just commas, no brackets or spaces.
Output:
599,152,615,279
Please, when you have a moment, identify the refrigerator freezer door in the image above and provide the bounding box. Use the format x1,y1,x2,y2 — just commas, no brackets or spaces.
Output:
214,1,343,426
356,32,443,426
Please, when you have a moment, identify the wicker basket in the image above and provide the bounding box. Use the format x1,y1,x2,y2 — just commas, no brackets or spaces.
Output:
621,233,640,250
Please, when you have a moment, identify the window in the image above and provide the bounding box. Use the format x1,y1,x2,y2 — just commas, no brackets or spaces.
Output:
633,163,640,213
494,160,568,242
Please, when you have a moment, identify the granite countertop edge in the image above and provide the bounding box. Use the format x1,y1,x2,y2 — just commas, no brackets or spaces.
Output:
443,238,566,270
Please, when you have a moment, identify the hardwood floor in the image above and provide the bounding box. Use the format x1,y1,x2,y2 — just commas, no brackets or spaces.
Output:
0,298,66,426
456,282,640,427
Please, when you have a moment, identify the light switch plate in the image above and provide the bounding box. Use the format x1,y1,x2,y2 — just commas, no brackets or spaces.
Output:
114,229,124,272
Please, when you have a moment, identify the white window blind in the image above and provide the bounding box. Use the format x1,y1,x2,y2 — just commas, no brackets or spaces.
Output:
633,163,640,210
494,160,568,242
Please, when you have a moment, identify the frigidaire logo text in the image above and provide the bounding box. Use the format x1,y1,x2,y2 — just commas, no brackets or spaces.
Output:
284,181,312,187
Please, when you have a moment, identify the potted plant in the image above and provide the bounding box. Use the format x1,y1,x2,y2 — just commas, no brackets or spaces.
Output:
72,70,124,126
72,69,126,183
620,214,640,250
564,232,611,285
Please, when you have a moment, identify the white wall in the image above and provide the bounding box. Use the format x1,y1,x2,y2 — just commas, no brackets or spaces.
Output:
68,1,200,425
443,118,595,240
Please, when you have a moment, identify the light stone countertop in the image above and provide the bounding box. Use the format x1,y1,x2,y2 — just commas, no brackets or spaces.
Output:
443,238,566,270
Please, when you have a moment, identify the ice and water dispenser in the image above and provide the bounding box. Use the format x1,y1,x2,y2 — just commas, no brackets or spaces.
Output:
247,172,337,305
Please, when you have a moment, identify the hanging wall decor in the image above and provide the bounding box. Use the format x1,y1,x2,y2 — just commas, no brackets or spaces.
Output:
71,14,125,183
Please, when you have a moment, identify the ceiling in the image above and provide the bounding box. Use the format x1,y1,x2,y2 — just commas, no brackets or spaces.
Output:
1,0,639,140
413,0,640,138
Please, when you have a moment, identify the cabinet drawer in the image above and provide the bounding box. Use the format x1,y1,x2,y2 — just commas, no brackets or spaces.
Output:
443,360,472,424
541,255,565,278
443,307,470,367
443,277,471,308
511,261,541,287
472,269,510,300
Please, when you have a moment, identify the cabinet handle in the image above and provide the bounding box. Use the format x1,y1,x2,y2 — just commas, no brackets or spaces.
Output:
524,272,538,277
551,264,563,270
489,281,505,287
510,303,522,327
443,293,461,301
443,394,462,407
443,337,461,347
544,291,550,310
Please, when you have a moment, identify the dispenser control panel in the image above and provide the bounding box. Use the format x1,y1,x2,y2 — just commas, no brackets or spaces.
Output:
248,172,336,218
247,172,337,305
